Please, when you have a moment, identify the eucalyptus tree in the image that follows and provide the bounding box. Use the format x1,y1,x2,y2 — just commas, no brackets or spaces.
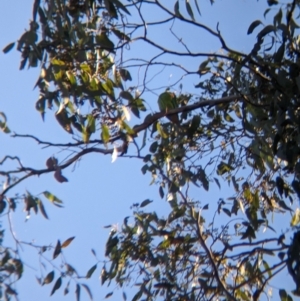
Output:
1,0,300,300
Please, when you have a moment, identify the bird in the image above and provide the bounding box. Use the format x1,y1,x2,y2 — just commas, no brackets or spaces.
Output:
157,91,179,124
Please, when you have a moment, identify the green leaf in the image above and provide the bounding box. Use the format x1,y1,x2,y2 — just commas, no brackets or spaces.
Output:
66,71,77,85
121,121,135,135
50,277,62,296
217,162,233,175
112,28,130,42
279,289,293,301
2,42,15,54
120,91,133,101
262,260,272,277
96,32,115,50
43,191,63,207
86,115,96,134
86,264,97,279
101,124,110,144
157,122,168,139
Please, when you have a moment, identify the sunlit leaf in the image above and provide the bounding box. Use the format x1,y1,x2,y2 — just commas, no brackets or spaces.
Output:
122,106,131,121
101,124,110,144
0,112,10,133
96,32,115,50
291,208,300,226
43,271,54,285
43,191,63,207
61,236,75,248
112,146,118,163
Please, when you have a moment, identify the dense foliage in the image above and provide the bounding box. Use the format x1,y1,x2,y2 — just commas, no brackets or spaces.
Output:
2,0,300,300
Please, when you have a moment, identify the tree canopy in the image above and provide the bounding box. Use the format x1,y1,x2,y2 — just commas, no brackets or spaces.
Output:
2,0,300,300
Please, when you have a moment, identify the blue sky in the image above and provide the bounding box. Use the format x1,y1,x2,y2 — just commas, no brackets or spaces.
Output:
0,1,297,300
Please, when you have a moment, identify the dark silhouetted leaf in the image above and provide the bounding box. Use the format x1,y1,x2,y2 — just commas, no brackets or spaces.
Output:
120,69,132,81
140,199,153,208
50,276,62,296
86,264,97,279
75,284,81,301
185,0,195,20
3,42,15,54
53,240,61,259
105,292,113,299
247,20,262,35
81,284,93,300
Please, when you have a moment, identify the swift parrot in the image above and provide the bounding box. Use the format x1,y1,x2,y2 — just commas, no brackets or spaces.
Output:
158,91,179,124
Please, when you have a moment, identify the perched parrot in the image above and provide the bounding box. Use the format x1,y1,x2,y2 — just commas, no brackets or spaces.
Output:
158,91,179,124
